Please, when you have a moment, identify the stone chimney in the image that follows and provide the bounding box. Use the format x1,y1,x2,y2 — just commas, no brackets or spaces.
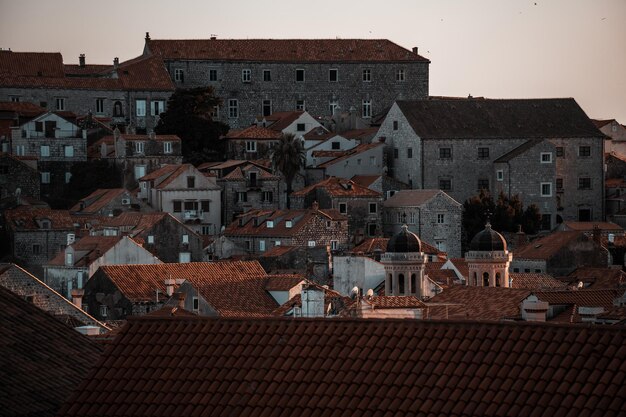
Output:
145,32,151,41
177,292,186,309
312,200,319,211
165,278,175,297
79,54,85,67
521,295,548,322
412,47,418,55
71,288,84,309
113,57,119,69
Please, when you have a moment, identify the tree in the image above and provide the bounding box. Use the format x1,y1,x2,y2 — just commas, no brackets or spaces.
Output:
271,133,306,209
462,188,495,243
155,87,229,165
54,160,122,208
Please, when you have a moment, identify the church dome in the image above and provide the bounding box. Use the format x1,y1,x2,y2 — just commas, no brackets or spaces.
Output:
386,224,422,253
469,223,507,251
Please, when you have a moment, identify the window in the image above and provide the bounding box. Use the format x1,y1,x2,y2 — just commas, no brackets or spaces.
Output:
242,69,251,82
66,252,73,266
331,141,340,150
329,68,338,82
266,220,274,229
496,170,504,181
296,100,305,111
208,69,217,81
134,141,144,154
41,172,50,184
259,240,266,252
329,100,338,115
262,191,273,202
193,297,199,311
263,69,271,81
331,240,338,250
369,203,377,214
396,69,405,81
579,146,591,157
65,172,72,183
556,146,564,157
540,152,552,163
15,145,25,156
307,241,316,247
436,241,446,252
174,68,184,82
362,69,371,82
556,178,563,190
439,178,451,191
148,235,155,244
173,201,182,213
369,156,376,165
408,212,415,224
40,145,50,157
439,147,452,159
64,145,74,158
10,96,20,102
96,98,105,114
357,159,362,165
477,147,489,159
55,98,65,111
295,69,305,82
163,141,172,154
113,101,123,117
286,220,293,228
187,176,195,188
407,148,413,159
437,214,445,224
181,234,189,244
201,200,210,212
32,244,41,255
541,214,551,231
339,203,347,214
296,123,305,132
394,148,399,159
99,305,108,317
541,182,552,197
151,100,165,116
274,240,281,246
237,192,248,203
228,99,238,118
179,252,191,263
245,141,257,152
201,225,211,235
477,179,489,191
393,121,398,130
135,99,146,117
262,100,272,117
362,100,372,118
35,121,43,132
134,165,146,180
578,177,592,190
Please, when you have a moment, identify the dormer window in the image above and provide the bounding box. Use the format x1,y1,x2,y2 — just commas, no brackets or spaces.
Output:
286,220,293,228
148,235,154,244
40,219,51,229
65,252,73,266
267,220,274,229
182,234,189,244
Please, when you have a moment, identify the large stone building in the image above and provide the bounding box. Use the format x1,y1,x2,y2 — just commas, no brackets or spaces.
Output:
143,34,430,127
376,98,605,226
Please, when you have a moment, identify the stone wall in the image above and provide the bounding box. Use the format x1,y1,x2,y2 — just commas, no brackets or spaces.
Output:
0,154,40,200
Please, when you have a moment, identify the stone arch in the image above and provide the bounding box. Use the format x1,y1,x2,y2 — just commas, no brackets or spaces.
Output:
483,272,489,287
398,273,405,295
495,272,501,287
388,273,393,294
473,272,477,286
410,274,416,295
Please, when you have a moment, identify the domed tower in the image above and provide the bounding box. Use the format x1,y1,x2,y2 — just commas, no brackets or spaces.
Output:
465,222,512,287
381,225,428,297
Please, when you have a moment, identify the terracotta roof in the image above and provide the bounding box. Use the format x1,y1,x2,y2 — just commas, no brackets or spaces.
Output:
310,149,349,158
0,50,65,77
137,163,180,181
424,265,457,286
291,176,381,197
225,125,282,139
259,245,297,257
605,150,626,163
606,177,626,187
514,231,586,260
350,237,388,253
147,38,430,62
396,98,604,139
447,258,469,279
99,211,166,230
341,127,380,140
561,221,624,233
64,64,111,75
0,286,103,417
0,100,46,116
509,273,567,290
565,267,626,289
70,188,126,213
363,295,427,308
384,189,445,207
350,174,380,188
224,208,346,237
46,236,121,267
272,284,350,316
316,142,384,168
260,111,305,131
222,164,278,181
534,288,623,312
428,285,531,321
5,206,75,230
58,315,626,417
264,274,306,291
96,261,278,317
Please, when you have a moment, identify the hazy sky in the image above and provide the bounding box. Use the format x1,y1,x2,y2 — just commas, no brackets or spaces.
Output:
1,0,624,122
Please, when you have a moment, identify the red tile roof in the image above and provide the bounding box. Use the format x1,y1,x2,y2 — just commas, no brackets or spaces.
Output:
259,245,297,258
147,38,430,62
316,142,384,168
510,273,567,290
428,285,531,321
350,174,381,188
225,208,346,237
70,188,126,213
565,267,626,289
58,316,626,417
259,111,305,131
363,295,427,308
291,176,381,197
447,258,469,279
5,206,75,230
0,286,103,417
533,288,623,312
561,221,624,233
514,231,586,260
0,100,46,116
272,284,351,316
96,261,278,317
0,50,65,77
350,237,444,257
225,125,283,139
46,236,122,267
341,127,380,140
264,274,306,291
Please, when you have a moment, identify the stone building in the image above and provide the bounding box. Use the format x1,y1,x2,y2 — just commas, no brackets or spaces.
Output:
0,152,40,202
291,176,383,241
70,188,150,216
594,119,626,154
383,189,462,258
143,34,430,128
0,50,174,133
376,98,605,226
465,223,513,288
310,141,385,180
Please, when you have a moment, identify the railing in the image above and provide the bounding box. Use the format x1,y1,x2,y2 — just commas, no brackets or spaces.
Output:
183,210,203,219
21,129,83,139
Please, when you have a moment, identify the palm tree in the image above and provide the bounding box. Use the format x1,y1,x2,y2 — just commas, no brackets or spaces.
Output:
271,133,306,209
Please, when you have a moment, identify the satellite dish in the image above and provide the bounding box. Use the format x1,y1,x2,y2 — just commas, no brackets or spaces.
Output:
577,281,584,289
366,288,374,298
14,188,21,198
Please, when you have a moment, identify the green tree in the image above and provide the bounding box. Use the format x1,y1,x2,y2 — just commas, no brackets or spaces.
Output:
155,87,229,165
462,188,495,244
55,160,122,208
271,133,305,209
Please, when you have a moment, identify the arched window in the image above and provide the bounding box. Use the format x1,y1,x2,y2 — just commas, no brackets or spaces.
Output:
473,272,477,286
495,272,501,287
410,274,416,295
113,101,123,117
388,273,393,294
483,272,489,287
398,273,405,295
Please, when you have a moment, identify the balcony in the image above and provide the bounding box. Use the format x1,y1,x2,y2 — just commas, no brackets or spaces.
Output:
183,210,203,220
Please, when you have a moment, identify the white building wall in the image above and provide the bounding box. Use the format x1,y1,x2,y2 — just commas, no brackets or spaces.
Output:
333,256,385,296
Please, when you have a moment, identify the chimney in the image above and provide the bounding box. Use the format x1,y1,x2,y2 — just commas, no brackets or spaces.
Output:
145,32,151,41
412,47,418,55
210,35,217,40
71,288,84,309
165,278,175,297
149,131,156,140
521,295,548,322
312,200,319,211
593,225,601,245
79,54,85,67
113,57,119,69
177,292,186,309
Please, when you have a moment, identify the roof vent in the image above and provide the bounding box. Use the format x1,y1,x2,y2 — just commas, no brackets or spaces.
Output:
412,47,418,54
79,54,85,67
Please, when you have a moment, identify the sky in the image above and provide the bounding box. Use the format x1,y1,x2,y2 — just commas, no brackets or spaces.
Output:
1,0,625,122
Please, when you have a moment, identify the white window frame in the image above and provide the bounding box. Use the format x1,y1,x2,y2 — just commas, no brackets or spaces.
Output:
266,220,274,229
148,235,155,244
135,99,146,117
228,99,238,118
362,100,372,118
41,172,51,184
307,240,316,247
40,145,50,157
259,240,266,252
540,152,552,163
55,98,65,111
541,182,552,197
437,213,445,224
99,305,108,317
163,141,172,154
296,100,305,111
64,145,74,158
15,145,25,156
242,69,251,83
362,69,372,82
174,68,184,82
331,240,339,250
496,170,504,181
134,165,146,180
96,98,105,114
245,141,257,152
275,240,281,246
179,252,191,263
396,69,405,81
134,141,145,154
151,100,165,116
182,234,189,244
329,100,338,115
409,212,415,224
329,68,338,82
